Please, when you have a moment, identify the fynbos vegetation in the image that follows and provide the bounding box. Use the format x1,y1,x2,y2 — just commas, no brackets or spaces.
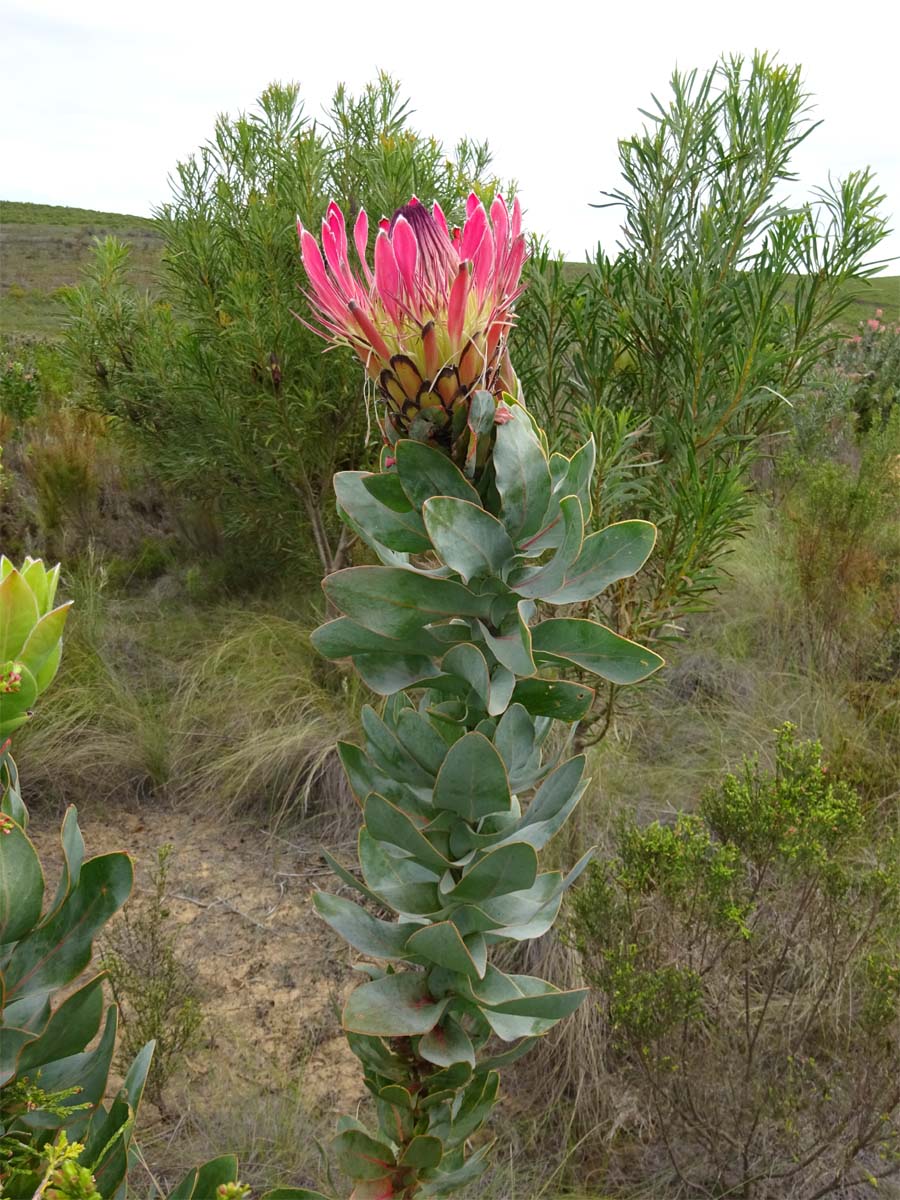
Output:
1,48,898,1200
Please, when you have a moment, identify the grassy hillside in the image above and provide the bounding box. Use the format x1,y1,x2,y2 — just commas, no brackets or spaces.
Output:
1,200,898,338
1,200,156,228
0,200,162,335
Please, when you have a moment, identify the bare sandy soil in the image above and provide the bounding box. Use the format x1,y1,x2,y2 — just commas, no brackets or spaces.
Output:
26,794,364,1191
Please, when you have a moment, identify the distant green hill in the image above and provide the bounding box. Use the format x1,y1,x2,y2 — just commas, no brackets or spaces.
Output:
1,200,897,339
1,200,156,229
1,200,162,336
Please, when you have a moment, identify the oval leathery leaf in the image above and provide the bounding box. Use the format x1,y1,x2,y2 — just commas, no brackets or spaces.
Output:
343,973,449,1037
423,497,516,583
492,403,552,541
324,566,491,637
395,438,481,509
314,891,414,960
335,470,432,553
0,815,44,943
539,518,658,604
532,616,665,684
432,732,511,822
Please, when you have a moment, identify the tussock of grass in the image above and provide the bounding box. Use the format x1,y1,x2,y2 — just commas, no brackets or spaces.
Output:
133,1044,329,1198
172,611,361,832
16,568,361,830
14,559,174,807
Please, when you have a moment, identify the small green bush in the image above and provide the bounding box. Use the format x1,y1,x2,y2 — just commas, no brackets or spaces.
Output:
0,352,41,422
103,845,203,1108
837,309,900,431
784,408,900,669
569,724,900,1195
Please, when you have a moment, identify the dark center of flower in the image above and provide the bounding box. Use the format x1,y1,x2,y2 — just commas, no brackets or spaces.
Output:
390,198,455,291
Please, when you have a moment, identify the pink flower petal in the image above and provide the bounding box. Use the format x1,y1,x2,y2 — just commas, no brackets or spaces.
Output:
511,197,522,241
353,208,373,286
391,216,419,306
472,226,495,306
300,228,329,291
432,200,450,241
491,196,510,254
300,229,347,323
374,230,402,325
448,262,471,350
321,222,345,284
326,201,348,266
459,201,488,262
348,300,392,362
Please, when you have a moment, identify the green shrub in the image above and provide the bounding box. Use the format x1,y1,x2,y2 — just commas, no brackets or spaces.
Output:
0,783,291,1200
837,309,900,431
0,352,41,422
0,785,146,1200
512,53,889,742
569,724,900,1195
784,408,900,669
102,844,203,1108
63,76,506,581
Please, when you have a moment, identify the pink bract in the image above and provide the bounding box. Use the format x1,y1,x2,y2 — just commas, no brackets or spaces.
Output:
297,194,527,444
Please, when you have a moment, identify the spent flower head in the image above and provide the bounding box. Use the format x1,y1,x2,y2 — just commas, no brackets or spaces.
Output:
297,192,527,454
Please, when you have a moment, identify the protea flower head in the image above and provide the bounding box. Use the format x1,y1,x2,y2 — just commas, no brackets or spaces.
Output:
297,193,527,455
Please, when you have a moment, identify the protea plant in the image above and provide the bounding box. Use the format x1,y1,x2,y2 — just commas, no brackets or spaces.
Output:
298,193,525,470
0,556,70,743
298,196,665,1197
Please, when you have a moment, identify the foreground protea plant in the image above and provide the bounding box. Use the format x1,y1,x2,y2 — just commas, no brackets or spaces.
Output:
299,197,664,1197
299,193,525,469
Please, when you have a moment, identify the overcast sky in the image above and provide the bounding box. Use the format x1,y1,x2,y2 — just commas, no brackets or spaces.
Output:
2,0,897,269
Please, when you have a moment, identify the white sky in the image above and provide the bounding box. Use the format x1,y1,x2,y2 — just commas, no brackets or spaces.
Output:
2,0,898,269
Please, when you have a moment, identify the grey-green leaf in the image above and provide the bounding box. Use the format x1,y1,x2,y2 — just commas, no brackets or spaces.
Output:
324,567,490,638
396,439,481,509
423,498,516,583
542,519,657,603
492,404,552,542
342,972,448,1037
313,891,412,960
532,617,664,684
335,471,431,553
432,732,512,822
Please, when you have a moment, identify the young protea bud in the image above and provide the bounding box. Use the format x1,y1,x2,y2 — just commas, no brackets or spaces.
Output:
0,556,71,739
297,193,527,465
